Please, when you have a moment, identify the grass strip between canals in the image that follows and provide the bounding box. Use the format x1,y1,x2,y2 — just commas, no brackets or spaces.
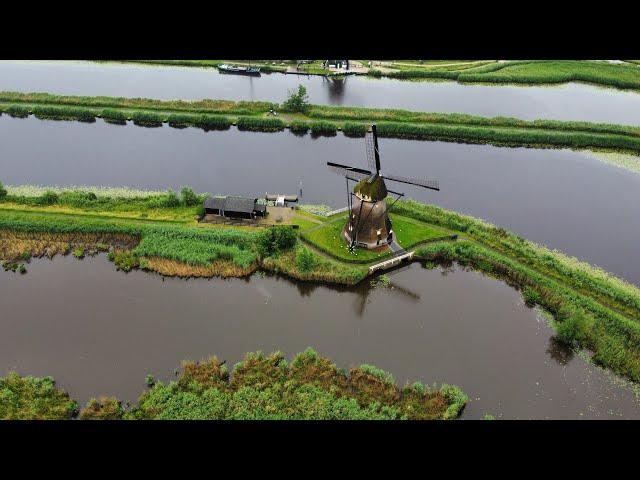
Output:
0,348,467,420
1,91,640,154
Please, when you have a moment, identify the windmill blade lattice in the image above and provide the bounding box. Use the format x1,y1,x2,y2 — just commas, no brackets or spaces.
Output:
364,129,377,172
383,173,440,191
327,162,372,181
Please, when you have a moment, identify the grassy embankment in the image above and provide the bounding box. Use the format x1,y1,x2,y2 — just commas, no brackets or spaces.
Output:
0,349,467,420
115,60,640,91
371,60,640,91
2,91,640,154
0,184,368,284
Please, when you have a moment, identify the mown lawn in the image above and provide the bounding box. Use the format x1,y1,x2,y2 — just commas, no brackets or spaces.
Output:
389,214,448,248
302,213,447,262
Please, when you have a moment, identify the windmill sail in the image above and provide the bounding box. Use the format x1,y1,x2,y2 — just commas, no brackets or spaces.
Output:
327,162,372,181
383,173,440,191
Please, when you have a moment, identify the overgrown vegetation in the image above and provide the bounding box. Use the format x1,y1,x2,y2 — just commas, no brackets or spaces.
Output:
126,349,466,420
3,90,640,153
0,372,78,419
1,350,466,420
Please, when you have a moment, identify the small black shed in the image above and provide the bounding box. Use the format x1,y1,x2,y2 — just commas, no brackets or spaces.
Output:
204,196,264,220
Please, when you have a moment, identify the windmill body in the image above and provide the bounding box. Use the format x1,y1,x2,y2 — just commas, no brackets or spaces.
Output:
344,175,392,248
327,124,440,252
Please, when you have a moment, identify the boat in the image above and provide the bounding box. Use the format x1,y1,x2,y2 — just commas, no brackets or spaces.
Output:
217,64,261,76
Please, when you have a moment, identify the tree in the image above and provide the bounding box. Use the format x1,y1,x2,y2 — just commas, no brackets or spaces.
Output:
0,181,7,200
282,84,310,113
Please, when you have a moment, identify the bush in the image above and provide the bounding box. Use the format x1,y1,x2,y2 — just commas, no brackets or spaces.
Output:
296,246,318,272
180,186,201,207
149,189,181,208
36,190,59,206
0,372,78,420
256,226,297,257
281,84,309,113
80,397,124,420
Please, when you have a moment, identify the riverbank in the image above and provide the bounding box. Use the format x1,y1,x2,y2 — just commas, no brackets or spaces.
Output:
114,60,640,91
2,91,640,154
0,348,467,420
2,186,640,385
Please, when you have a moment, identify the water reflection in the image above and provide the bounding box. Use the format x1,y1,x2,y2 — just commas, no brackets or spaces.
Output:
323,77,346,102
1,255,639,419
546,337,575,366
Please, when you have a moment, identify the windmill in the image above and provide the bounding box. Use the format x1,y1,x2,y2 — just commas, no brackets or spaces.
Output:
327,124,439,252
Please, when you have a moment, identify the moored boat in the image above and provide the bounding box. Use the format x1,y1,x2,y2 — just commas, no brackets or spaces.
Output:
217,64,261,76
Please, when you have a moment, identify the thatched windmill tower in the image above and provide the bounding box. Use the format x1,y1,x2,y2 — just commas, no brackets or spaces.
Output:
328,125,440,251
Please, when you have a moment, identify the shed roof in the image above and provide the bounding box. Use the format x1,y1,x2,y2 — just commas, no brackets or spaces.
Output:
221,196,256,214
204,196,225,210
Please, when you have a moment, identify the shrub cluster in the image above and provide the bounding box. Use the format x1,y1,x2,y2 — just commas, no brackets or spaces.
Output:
256,225,297,258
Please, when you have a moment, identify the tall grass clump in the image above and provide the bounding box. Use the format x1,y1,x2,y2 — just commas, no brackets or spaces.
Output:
101,108,128,125
195,114,231,131
310,121,337,136
32,105,96,122
236,116,285,132
131,111,165,127
289,120,310,134
167,113,199,129
342,122,368,137
5,104,31,118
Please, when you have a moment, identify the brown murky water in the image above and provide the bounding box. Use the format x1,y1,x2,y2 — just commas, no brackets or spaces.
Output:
1,255,638,419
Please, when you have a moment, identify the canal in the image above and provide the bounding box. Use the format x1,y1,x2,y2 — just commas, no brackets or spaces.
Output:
2,115,640,285
1,60,640,124
1,255,638,419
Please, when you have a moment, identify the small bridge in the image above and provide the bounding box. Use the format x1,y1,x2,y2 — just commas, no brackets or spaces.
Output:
368,250,415,274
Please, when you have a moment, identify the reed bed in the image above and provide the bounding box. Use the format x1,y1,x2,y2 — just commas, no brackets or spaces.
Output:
310,121,337,136
101,108,129,125
131,110,165,127
288,120,310,134
236,116,285,132
3,104,30,118
32,105,96,122
144,257,256,278
342,122,368,137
